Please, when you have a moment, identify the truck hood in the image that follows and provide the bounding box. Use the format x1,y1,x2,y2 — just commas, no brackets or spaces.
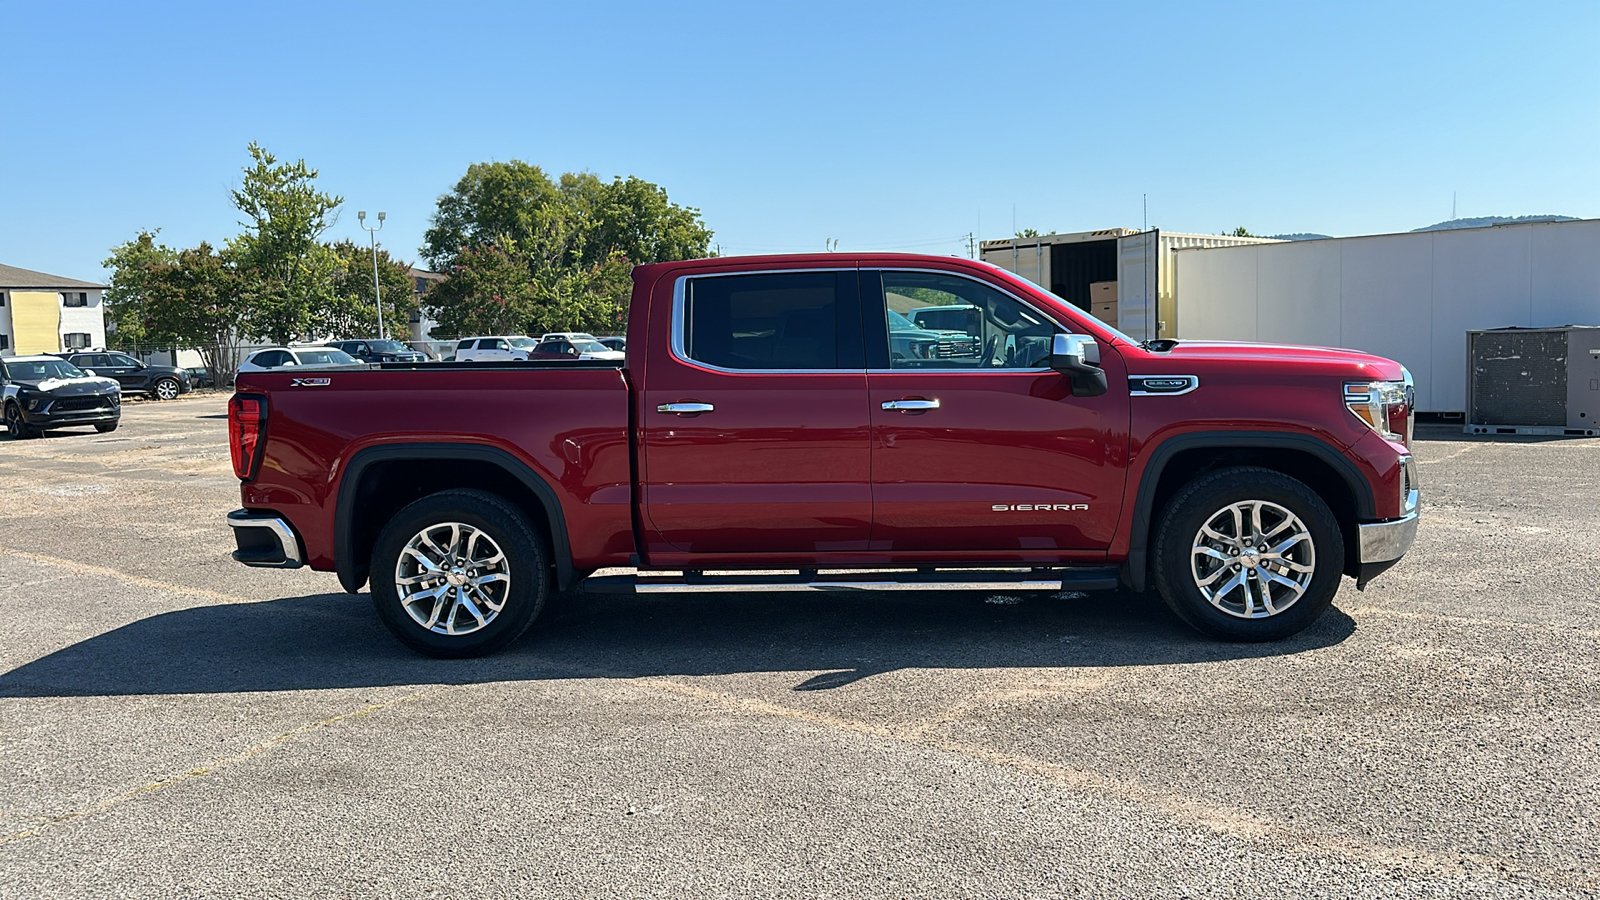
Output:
1136,340,1405,379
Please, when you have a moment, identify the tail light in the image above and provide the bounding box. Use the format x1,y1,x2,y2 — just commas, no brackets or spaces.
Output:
229,394,267,480
1344,369,1415,448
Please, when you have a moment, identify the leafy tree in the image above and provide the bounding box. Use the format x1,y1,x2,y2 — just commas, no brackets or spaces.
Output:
1015,228,1041,238
228,142,344,343
103,230,179,347
327,240,420,339
421,160,711,336
104,235,247,382
1228,226,1256,237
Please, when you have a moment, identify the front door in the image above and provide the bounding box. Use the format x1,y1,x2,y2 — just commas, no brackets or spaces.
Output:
101,353,148,391
864,268,1129,552
640,268,871,556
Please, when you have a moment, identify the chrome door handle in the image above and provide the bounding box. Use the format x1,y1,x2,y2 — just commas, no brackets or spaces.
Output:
657,402,715,415
881,399,940,411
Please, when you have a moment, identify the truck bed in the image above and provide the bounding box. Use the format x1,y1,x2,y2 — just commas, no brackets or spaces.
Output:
234,363,635,580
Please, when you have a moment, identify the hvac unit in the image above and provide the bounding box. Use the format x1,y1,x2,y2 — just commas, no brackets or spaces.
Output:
1466,326,1600,436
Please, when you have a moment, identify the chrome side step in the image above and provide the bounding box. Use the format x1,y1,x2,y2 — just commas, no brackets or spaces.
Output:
580,567,1120,595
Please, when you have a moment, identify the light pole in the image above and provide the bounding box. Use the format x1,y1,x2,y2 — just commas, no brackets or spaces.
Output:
358,210,387,339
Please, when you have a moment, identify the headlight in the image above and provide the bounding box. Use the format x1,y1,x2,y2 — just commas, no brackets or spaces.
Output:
1344,369,1415,448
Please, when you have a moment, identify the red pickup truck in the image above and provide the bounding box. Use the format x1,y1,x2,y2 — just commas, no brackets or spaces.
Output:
227,253,1419,658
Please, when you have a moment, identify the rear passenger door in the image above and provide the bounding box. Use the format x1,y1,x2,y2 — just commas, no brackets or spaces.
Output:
640,268,871,556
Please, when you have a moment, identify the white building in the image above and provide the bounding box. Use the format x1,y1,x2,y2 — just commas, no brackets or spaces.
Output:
0,263,108,356
1171,219,1600,413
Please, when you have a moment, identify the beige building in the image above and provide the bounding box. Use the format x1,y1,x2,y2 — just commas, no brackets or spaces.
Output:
0,263,108,356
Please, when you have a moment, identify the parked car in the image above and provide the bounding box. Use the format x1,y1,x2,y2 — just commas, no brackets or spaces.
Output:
184,367,216,389
237,346,367,373
61,351,191,400
228,252,1420,659
887,309,981,363
2,355,121,438
454,336,541,362
325,339,429,364
596,336,627,353
541,332,600,344
529,338,627,361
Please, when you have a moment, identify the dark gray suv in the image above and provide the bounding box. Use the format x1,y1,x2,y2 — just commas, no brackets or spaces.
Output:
64,351,191,400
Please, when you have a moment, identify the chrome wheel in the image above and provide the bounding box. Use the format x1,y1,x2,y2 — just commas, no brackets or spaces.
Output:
154,378,179,400
393,522,510,635
1190,500,1315,619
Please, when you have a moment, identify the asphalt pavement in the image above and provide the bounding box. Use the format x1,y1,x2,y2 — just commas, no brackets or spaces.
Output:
1,395,1596,898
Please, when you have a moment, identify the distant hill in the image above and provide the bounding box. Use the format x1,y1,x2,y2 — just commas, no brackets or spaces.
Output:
1267,233,1334,241
1411,215,1578,232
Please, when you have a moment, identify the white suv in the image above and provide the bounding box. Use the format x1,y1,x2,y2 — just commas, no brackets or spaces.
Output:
454,336,540,362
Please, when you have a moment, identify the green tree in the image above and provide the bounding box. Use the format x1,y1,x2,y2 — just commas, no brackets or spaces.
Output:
104,235,247,382
1228,226,1256,237
327,240,420,339
1015,228,1042,238
228,142,344,343
103,230,179,347
421,160,711,336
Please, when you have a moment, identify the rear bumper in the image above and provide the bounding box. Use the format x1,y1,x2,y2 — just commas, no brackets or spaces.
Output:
227,509,304,568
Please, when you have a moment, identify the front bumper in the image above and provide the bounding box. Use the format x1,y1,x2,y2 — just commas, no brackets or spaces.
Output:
1359,510,1418,565
227,510,304,568
20,402,120,427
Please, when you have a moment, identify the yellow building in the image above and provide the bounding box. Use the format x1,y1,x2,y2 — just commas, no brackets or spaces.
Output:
0,264,108,356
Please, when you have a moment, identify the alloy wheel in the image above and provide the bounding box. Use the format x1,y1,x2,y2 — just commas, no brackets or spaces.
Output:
1190,500,1316,619
155,379,179,400
393,522,511,635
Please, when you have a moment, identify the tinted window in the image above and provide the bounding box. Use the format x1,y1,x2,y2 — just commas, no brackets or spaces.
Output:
110,354,141,367
253,351,290,367
458,340,477,351
295,349,358,366
880,271,1059,370
682,272,849,370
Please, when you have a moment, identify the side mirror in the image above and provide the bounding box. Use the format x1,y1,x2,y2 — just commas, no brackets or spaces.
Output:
1050,334,1108,396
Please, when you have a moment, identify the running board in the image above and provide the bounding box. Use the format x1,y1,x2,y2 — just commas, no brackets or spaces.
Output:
579,567,1120,595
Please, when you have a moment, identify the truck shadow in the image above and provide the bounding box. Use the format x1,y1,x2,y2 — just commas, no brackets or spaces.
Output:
0,589,1355,699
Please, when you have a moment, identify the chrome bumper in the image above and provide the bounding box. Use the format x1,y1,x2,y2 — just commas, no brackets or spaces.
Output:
227,509,304,568
1358,510,1419,564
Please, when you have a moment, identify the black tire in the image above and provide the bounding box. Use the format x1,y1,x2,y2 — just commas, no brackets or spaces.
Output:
1152,466,1344,641
370,488,550,658
153,378,180,400
4,403,39,439
94,421,119,433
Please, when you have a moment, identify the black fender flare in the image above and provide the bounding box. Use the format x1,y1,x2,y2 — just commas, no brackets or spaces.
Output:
1123,430,1376,592
334,443,575,594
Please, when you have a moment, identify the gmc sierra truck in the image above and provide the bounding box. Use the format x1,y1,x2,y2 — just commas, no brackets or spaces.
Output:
227,253,1419,658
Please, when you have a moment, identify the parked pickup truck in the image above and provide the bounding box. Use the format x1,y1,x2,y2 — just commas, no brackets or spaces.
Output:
227,253,1419,658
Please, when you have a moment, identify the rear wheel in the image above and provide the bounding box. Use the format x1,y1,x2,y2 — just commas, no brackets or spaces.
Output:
4,403,39,439
370,489,550,658
1152,466,1344,641
153,377,180,400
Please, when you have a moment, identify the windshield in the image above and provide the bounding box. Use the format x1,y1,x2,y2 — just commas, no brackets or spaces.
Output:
367,340,409,353
294,349,359,366
508,337,540,349
3,358,88,382
572,340,609,354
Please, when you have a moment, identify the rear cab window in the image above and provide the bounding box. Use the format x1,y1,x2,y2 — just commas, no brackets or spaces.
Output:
678,271,863,370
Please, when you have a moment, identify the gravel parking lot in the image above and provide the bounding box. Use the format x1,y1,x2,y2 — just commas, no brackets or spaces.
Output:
1,394,1596,898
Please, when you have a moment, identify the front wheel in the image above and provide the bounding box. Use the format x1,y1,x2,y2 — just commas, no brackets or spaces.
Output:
1152,466,1344,641
4,403,38,439
94,421,118,433
370,489,550,658
153,377,180,400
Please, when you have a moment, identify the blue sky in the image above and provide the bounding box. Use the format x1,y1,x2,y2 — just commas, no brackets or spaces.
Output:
5,1,1597,282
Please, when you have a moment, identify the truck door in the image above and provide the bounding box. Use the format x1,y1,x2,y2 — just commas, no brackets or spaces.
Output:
864,268,1128,552
640,268,871,555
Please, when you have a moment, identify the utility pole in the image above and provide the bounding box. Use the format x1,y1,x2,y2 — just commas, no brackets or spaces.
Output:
965,232,976,259
359,210,387,339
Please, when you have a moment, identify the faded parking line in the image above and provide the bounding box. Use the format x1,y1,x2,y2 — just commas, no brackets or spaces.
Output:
0,545,257,607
